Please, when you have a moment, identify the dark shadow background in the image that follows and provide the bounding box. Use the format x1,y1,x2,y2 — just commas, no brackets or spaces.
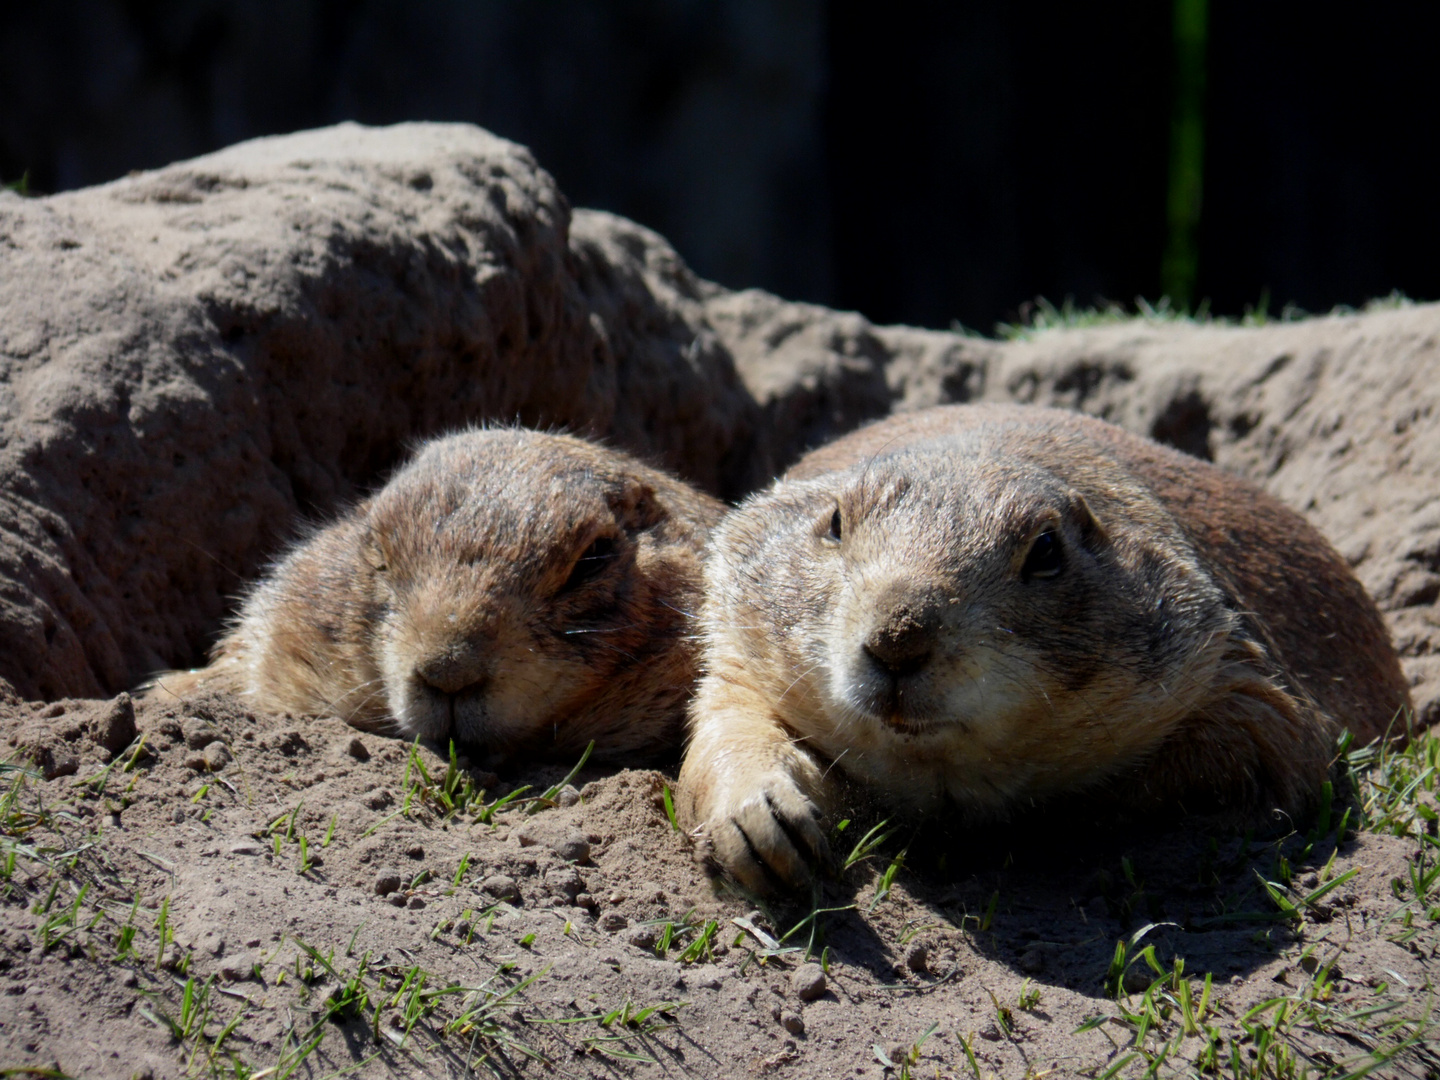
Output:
3,0,1437,332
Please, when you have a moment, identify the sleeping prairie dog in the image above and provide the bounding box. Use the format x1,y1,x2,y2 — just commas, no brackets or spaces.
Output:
148,428,725,757
679,403,1411,892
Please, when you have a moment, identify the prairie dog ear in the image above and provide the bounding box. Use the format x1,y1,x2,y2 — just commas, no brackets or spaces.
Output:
610,480,667,533
1070,492,1110,550
360,530,388,572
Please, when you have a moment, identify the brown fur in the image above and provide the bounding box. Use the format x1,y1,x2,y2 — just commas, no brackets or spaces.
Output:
679,404,1412,892
146,428,724,758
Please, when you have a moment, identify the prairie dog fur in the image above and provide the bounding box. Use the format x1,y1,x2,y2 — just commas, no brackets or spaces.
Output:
149,428,725,757
679,404,1411,892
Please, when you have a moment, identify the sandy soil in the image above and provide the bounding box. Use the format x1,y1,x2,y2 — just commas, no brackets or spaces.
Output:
0,691,1434,1079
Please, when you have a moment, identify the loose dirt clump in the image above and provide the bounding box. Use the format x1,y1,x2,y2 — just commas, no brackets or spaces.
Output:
0,693,1435,1078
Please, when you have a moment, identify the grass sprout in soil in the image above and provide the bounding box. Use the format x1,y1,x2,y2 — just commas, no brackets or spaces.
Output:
0,692,1435,1079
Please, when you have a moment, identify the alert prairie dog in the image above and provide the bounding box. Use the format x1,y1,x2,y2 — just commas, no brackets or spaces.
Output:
149,428,725,757
679,403,1412,892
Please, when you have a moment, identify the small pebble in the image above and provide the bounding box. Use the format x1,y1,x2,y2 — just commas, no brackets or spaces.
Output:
904,943,929,975
159,943,185,971
598,912,628,932
407,896,426,910
482,874,520,904
625,924,659,951
545,866,584,901
573,892,598,911
91,693,137,755
362,789,393,811
791,963,827,1001
386,893,407,907
182,717,221,750
552,830,590,863
218,952,255,982
171,808,186,824
780,1010,805,1036
404,843,424,860
514,824,540,847
202,742,231,771
343,736,370,762
556,785,581,807
373,870,404,896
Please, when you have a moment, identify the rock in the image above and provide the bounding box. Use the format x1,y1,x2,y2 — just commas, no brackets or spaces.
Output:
556,785,581,807
386,893,407,908
343,737,370,762
791,963,827,1001
513,824,541,847
407,896,426,910
482,874,521,904
202,742,231,771
404,843,424,860
373,871,404,897
90,693,136,755
552,830,590,863
780,1009,805,1036
182,718,221,750
573,893,598,911
598,912,628,932
362,789,393,811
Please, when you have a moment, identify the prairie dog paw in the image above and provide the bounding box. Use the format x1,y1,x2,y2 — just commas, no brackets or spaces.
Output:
701,770,831,894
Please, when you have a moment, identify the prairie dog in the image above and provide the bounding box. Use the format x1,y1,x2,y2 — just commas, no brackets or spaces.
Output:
149,428,724,757
679,404,1411,892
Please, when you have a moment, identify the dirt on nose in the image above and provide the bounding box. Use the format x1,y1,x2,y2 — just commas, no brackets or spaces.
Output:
864,593,943,675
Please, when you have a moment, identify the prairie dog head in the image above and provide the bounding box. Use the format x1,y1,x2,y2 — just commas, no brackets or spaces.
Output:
236,427,722,756
705,428,1240,812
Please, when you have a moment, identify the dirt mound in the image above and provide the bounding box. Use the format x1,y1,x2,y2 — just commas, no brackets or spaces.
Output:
0,691,1432,1078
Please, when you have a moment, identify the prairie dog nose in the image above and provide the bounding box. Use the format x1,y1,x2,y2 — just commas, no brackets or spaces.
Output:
862,588,943,677
415,644,488,695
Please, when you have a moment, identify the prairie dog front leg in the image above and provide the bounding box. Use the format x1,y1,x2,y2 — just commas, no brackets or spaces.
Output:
679,671,836,894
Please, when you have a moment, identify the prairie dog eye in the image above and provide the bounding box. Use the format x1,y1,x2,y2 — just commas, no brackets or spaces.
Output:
1021,530,1063,581
562,536,618,592
828,507,843,542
